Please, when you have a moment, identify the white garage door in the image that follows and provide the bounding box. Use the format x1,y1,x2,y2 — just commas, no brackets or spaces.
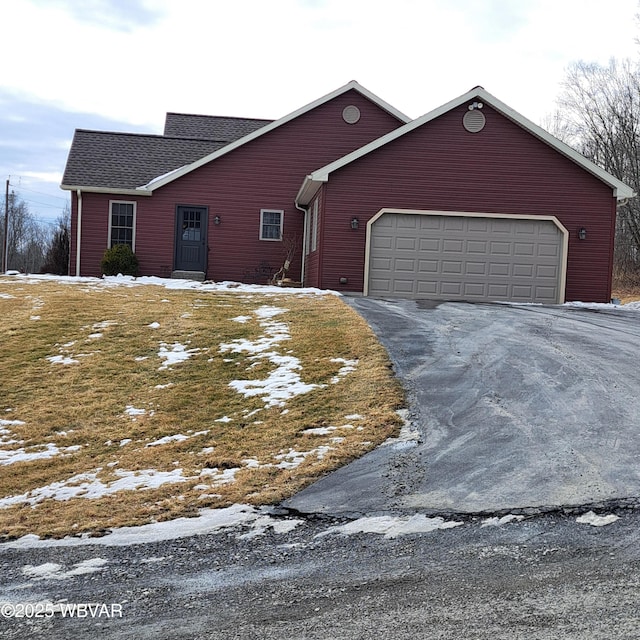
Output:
367,212,565,303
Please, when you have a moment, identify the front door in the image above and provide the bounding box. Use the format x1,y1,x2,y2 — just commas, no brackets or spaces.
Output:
175,206,208,272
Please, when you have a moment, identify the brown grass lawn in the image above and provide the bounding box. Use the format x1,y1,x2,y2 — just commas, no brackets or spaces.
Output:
0,276,404,539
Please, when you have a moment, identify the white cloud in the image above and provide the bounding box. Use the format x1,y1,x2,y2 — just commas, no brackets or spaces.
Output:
3,0,640,222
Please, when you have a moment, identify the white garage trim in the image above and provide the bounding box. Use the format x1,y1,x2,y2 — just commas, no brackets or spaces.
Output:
364,209,569,303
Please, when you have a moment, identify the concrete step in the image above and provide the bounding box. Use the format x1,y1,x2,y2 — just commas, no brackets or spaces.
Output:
171,270,205,281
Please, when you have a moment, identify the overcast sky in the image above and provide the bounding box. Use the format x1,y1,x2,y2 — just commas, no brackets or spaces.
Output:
2,0,639,224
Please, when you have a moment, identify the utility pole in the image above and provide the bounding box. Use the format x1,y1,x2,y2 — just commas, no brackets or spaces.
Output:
2,178,8,273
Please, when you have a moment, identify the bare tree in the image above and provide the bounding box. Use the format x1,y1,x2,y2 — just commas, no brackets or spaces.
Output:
553,59,640,278
41,205,71,275
0,191,53,274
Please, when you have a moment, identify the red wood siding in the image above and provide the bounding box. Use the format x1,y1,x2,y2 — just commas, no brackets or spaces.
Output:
318,104,617,302
72,89,403,281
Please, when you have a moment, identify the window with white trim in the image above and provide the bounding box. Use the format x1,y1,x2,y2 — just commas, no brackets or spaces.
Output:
260,209,283,241
109,201,136,249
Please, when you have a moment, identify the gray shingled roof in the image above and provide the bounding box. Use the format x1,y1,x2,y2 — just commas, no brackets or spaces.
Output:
61,130,227,190
163,113,272,140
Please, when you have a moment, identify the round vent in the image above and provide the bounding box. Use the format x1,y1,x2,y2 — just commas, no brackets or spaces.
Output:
463,109,486,133
342,105,361,124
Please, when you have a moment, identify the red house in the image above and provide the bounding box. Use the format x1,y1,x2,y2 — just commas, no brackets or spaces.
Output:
61,82,634,303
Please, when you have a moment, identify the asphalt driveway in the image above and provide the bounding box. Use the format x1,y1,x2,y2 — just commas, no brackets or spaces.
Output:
285,298,640,516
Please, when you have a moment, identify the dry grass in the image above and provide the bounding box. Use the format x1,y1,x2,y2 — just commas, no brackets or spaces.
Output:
0,277,404,539
611,272,640,303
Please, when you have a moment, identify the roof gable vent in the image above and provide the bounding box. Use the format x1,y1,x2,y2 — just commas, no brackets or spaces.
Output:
342,105,361,124
463,109,485,133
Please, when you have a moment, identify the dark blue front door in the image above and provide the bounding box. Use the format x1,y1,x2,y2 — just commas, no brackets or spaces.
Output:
175,206,207,272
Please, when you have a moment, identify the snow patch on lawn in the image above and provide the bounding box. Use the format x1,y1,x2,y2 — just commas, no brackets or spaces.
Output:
125,406,148,418
3,504,304,548
0,468,190,509
220,306,320,408
158,342,200,370
329,357,359,383
0,443,81,466
146,431,208,447
274,446,331,469
576,511,620,527
318,514,463,539
46,354,79,365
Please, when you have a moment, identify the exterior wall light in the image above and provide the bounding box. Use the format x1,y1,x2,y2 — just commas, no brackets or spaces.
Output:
214,215,221,225
350,217,359,230
577,227,587,240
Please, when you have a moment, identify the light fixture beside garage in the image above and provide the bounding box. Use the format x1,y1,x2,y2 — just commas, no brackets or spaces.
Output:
350,217,360,230
577,227,587,240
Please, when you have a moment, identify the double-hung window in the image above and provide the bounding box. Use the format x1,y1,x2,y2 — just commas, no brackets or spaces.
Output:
109,201,136,249
260,209,283,241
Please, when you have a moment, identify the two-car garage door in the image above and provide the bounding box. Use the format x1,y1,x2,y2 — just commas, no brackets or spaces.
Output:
366,211,566,303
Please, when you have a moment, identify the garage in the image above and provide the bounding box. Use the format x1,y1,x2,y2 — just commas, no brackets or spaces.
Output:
365,210,567,303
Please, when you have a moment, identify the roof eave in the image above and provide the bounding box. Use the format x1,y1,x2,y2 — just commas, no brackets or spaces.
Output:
295,175,326,207
470,88,636,201
60,184,153,196
143,80,410,191
306,86,635,202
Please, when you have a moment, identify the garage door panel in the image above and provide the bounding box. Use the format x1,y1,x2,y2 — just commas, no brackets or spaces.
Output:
418,260,438,273
490,242,512,255
514,243,535,256
467,218,489,232
442,261,463,274
467,240,488,253
371,257,392,270
419,238,440,252
536,265,558,278
372,235,393,249
489,262,510,276
444,217,465,231
395,237,417,251
466,262,487,275
463,283,487,297
443,239,464,253
513,264,534,277
538,243,559,257
368,212,564,303
441,281,463,295
395,258,416,272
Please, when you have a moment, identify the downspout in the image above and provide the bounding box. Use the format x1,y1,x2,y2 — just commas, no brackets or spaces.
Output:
295,201,308,285
75,189,82,276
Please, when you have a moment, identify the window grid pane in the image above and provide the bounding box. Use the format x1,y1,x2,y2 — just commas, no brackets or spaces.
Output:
261,210,282,240
110,202,134,248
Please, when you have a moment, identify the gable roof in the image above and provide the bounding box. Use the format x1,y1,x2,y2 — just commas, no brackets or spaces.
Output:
61,130,227,194
296,87,635,205
132,80,411,192
163,113,272,140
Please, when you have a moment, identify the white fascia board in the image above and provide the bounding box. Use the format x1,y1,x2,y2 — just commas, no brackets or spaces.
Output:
295,175,326,207
60,184,153,196
308,87,635,201
472,88,636,201
141,81,410,193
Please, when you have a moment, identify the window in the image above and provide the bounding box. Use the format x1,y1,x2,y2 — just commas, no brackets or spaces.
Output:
109,201,136,249
311,199,318,252
260,209,283,241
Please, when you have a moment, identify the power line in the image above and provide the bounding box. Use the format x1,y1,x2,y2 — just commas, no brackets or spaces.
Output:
13,185,69,202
